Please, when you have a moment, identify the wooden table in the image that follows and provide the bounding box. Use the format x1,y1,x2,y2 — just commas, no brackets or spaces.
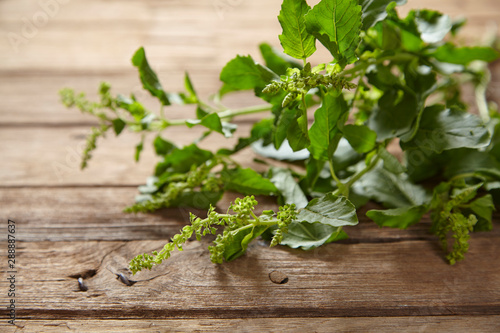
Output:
1,0,499,331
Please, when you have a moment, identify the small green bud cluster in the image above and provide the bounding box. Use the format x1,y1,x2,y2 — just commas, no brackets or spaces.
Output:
431,182,479,265
262,63,356,107
188,160,225,194
270,203,297,247
186,162,211,187
208,230,232,264
60,85,119,170
60,83,116,120
129,205,225,274
129,195,301,273
228,196,259,223
81,124,111,169
445,213,476,265
125,159,224,213
124,181,186,213
59,88,98,115
208,196,260,263
98,82,114,108
204,174,224,192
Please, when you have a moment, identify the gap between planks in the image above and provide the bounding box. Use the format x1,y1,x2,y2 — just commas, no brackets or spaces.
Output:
1,316,500,333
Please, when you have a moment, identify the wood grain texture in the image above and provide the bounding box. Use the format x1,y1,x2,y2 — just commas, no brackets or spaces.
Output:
0,0,498,72
0,125,268,186
0,235,499,320
0,0,281,72
1,316,499,333
1,0,500,330
0,187,277,242
0,74,264,124
0,0,499,125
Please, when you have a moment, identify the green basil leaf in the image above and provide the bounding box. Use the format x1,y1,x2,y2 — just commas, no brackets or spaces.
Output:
468,194,495,232
342,124,377,154
222,118,273,155
441,149,500,180
304,0,362,66
112,118,126,136
131,47,170,106
330,138,363,173
308,91,348,160
275,107,298,149
305,158,326,190
224,226,269,262
366,63,399,90
280,221,348,250
368,89,418,141
153,135,176,156
259,43,302,76
367,205,428,229
219,55,278,95
414,9,452,43
407,147,500,182
169,190,223,210
386,8,423,52
378,21,402,50
222,168,278,196
270,167,309,208
296,193,358,227
134,137,144,162
196,106,209,119
360,0,407,30
401,107,490,153
405,148,441,182
487,121,500,160
287,113,311,151
378,146,406,174
183,72,198,103
397,65,437,144
353,165,430,208
403,63,437,100
186,113,237,138
430,44,500,65
116,94,147,121
157,144,213,174
278,0,316,60
252,140,309,161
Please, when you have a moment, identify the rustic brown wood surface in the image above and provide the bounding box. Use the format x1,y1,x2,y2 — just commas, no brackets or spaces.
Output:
1,0,500,332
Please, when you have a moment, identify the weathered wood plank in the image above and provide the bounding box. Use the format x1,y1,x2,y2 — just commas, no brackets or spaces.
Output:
2,187,498,242
0,0,498,72
0,187,277,242
0,236,498,319
0,126,160,185
0,74,262,124
1,0,499,328
0,0,280,72
0,125,268,186
2,316,499,333
0,0,498,126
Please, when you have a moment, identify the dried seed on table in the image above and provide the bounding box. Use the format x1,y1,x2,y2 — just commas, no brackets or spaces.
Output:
77,277,88,291
116,273,137,286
